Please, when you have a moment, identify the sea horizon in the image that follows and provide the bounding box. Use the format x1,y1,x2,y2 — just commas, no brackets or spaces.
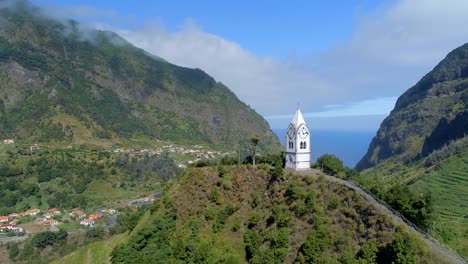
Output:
272,128,375,168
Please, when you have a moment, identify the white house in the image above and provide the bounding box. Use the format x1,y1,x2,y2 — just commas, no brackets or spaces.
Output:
0,224,23,232
3,138,14,144
80,219,95,227
43,219,58,226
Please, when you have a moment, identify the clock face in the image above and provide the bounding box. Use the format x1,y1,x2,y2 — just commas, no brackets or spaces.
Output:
298,126,309,140
287,125,296,140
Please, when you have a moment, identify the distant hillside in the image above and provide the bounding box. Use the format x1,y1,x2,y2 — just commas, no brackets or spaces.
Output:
354,43,468,258
356,43,468,171
0,2,280,152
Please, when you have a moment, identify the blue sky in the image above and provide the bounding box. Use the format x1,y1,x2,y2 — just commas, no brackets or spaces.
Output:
35,0,381,56
32,0,468,130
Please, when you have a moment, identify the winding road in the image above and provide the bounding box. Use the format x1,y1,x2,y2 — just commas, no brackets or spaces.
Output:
300,169,466,264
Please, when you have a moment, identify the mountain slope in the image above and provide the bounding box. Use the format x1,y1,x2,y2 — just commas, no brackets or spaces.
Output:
356,43,468,171
0,2,280,151
354,43,468,258
106,166,448,264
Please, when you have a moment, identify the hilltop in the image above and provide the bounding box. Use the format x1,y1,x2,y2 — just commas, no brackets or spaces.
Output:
53,165,449,264
0,1,280,152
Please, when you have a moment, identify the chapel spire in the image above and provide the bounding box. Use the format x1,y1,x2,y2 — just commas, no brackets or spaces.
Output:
291,107,306,128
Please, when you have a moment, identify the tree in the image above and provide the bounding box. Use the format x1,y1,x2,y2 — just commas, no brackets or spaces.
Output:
384,186,434,230
390,232,418,264
315,154,344,176
250,134,260,166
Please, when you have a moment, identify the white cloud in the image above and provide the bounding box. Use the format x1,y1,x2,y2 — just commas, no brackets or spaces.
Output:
107,0,468,120
109,20,335,116
267,96,397,119
33,0,468,129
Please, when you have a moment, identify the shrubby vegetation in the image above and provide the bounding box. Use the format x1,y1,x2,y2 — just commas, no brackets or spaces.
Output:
424,135,468,166
314,154,359,179
313,154,435,233
110,165,444,264
0,148,179,213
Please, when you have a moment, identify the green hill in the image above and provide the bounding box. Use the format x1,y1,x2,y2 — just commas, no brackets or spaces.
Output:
99,166,447,264
0,1,280,152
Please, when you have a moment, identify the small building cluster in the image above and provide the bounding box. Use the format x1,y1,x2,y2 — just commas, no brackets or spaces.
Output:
0,224,23,233
140,194,161,204
0,206,117,233
19,208,41,217
0,213,25,233
113,145,230,166
79,213,102,227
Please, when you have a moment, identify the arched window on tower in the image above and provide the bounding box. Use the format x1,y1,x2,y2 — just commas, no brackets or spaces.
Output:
304,142,307,149
300,142,303,149
291,142,294,149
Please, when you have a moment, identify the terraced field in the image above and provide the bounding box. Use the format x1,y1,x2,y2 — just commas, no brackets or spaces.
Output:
411,153,468,257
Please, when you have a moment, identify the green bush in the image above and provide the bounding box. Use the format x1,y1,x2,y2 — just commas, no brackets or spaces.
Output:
31,230,68,249
389,232,418,264
316,154,344,176
384,186,434,230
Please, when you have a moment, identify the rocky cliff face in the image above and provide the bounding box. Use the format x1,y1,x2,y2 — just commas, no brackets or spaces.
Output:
356,43,468,171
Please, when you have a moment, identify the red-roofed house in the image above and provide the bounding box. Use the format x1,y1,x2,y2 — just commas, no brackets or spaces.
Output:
0,224,23,232
43,219,58,226
44,213,53,219
76,210,86,218
8,213,19,219
88,213,102,220
80,219,95,227
47,208,61,215
0,216,9,223
27,209,40,216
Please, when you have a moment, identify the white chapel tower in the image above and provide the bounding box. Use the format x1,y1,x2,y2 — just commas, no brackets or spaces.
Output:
285,107,311,170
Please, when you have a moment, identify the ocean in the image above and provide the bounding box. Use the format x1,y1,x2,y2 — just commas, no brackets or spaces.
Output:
272,128,375,168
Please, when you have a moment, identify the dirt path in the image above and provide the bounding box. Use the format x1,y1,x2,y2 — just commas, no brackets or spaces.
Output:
86,247,92,264
299,169,466,264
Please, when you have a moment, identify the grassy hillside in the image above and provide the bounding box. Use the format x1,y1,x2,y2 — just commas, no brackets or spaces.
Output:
104,165,448,263
357,137,468,258
52,211,155,264
0,2,281,152
411,150,468,256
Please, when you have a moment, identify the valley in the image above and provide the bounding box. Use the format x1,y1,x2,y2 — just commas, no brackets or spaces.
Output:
0,1,467,264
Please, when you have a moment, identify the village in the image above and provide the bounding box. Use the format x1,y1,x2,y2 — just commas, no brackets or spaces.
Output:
113,144,231,168
0,193,162,238
2,138,232,168
0,207,116,236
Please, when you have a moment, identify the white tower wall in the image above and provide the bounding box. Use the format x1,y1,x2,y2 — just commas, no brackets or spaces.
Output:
285,108,311,171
